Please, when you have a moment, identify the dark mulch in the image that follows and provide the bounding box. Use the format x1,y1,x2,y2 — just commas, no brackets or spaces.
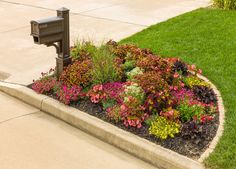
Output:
71,98,219,160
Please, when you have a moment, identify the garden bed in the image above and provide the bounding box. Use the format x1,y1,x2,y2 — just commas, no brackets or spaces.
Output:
31,40,219,159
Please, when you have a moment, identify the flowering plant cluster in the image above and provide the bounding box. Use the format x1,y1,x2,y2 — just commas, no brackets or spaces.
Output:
32,69,59,94
116,96,148,128
32,40,218,141
56,85,82,105
87,82,124,104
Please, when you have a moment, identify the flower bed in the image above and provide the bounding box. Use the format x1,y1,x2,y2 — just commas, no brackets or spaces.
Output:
31,40,219,159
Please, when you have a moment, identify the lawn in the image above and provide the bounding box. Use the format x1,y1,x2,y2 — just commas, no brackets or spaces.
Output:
120,8,236,169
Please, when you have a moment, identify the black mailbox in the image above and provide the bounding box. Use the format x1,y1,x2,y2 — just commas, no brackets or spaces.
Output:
31,17,64,44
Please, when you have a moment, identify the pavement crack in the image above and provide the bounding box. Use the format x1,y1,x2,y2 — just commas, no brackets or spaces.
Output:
0,110,40,125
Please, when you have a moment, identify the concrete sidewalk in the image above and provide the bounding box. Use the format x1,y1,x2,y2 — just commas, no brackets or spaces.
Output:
0,91,158,169
0,1,210,168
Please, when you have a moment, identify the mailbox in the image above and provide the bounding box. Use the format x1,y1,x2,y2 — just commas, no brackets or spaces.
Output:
30,7,71,79
30,16,64,44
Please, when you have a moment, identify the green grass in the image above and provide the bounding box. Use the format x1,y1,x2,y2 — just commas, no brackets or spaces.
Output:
120,8,236,169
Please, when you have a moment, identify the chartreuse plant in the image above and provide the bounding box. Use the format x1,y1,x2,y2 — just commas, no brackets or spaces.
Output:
121,8,236,168
182,75,210,89
148,116,180,139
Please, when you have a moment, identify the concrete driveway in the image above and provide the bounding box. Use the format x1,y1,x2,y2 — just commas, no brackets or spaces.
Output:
0,0,210,85
0,0,210,168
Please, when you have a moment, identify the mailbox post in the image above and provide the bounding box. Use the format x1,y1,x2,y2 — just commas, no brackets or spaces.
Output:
30,7,72,79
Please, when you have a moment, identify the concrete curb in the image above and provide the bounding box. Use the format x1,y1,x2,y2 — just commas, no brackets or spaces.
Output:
0,74,224,169
196,74,225,162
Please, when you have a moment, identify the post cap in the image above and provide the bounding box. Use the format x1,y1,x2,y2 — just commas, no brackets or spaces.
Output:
57,7,70,12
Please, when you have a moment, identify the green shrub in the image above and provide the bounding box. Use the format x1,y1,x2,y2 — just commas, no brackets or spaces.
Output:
213,0,236,9
91,46,121,84
176,102,205,122
149,116,180,139
122,60,136,72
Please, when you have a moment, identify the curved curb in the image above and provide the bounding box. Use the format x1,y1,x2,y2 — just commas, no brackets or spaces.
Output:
196,74,225,162
0,74,224,169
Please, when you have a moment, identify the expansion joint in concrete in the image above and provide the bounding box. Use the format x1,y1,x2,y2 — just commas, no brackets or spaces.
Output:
0,110,41,125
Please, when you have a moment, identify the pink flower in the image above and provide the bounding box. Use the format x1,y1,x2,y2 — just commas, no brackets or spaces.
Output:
63,85,68,91
166,68,171,72
173,73,179,78
168,110,174,116
91,94,100,103
198,69,202,74
121,104,126,111
106,107,112,112
98,85,103,91
191,64,196,70
93,84,103,92
137,123,142,128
